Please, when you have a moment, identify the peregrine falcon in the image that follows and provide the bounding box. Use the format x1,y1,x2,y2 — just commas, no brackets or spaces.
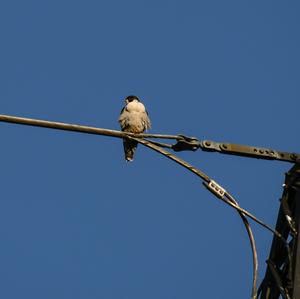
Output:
119,95,151,161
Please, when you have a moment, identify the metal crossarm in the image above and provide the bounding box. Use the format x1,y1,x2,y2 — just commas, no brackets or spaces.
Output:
200,140,300,163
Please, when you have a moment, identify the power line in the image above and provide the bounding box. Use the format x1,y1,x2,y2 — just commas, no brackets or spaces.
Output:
0,114,178,140
1,113,299,299
1,114,299,163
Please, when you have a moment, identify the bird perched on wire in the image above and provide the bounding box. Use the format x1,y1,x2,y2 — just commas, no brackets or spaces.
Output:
119,95,151,162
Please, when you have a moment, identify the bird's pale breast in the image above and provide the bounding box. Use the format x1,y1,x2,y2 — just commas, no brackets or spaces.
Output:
119,101,150,133
126,101,146,113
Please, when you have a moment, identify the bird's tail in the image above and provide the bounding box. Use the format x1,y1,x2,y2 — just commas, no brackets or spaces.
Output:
123,139,138,162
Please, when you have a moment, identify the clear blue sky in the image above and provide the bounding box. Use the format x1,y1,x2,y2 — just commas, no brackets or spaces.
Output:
0,1,299,298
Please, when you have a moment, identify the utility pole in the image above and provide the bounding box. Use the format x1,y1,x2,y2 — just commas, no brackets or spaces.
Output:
257,164,300,299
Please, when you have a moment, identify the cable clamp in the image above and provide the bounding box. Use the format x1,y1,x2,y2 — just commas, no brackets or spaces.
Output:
203,180,226,199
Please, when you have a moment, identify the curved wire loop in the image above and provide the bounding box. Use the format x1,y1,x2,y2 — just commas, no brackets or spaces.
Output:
130,137,259,299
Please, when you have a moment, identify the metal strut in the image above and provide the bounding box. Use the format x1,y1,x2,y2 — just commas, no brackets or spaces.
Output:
172,135,300,164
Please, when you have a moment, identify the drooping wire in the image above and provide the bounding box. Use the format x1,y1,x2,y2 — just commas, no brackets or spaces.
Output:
131,137,259,299
135,137,295,299
130,137,294,299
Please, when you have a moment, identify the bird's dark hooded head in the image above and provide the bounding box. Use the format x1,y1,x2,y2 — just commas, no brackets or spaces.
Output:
125,95,140,104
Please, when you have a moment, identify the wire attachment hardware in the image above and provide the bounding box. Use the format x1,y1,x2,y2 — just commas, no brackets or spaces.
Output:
203,180,226,199
172,134,200,152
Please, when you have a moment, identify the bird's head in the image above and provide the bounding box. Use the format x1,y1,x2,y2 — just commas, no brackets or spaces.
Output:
125,95,140,104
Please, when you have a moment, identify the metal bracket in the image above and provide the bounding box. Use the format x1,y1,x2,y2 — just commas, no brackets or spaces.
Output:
170,136,300,164
201,140,300,163
172,134,201,152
